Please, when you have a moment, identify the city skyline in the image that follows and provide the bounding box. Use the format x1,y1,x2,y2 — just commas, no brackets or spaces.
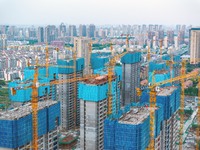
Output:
0,0,200,25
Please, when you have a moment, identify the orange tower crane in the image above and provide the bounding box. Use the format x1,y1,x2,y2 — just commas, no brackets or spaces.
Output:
32,57,39,150
72,47,77,128
12,70,99,150
45,44,49,77
30,46,77,149
88,41,93,74
107,51,128,115
121,34,130,50
196,76,200,150
110,42,114,56
136,60,199,150
179,60,186,150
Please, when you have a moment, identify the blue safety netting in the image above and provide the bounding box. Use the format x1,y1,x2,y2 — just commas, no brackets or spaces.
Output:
57,58,84,74
0,102,60,148
121,51,141,64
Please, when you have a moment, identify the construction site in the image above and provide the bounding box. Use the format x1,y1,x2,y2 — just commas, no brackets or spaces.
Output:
0,34,200,150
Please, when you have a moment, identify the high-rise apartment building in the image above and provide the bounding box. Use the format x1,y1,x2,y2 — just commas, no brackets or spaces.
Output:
45,25,57,43
176,24,181,33
74,37,91,74
0,101,60,150
190,28,200,64
59,23,66,37
121,51,141,105
167,30,174,45
69,25,77,37
88,24,95,38
142,24,147,32
79,24,87,37
178,30,185,44
0,34,7,50
28,27,37,39
148,24,154,31
79,75,119,150
57,58,84,130
38,27,44,43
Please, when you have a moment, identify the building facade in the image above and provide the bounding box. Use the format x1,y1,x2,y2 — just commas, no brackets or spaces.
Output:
57,58,84,130
190,28,200,64
74,37,91,74
121,51,141,105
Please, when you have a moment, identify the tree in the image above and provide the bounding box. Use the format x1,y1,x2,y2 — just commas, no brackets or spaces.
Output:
0,80,6,86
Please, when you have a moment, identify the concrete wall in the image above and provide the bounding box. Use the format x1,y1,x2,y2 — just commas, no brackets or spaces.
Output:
80,99,107,150
58,71,83,130
122,62,140,106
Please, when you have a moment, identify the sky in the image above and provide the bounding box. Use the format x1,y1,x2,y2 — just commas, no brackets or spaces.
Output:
0,0,200,25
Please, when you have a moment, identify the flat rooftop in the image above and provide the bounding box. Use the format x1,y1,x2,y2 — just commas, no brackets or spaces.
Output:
118,107,150,125
0,100,57,120
157,86,177,96
82,75,116,85
155,70,168,74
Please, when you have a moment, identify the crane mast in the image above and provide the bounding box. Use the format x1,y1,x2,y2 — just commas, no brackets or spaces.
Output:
137,61,199,150
179,60,186,150
73,47,77,128
107,51,128,115
196,77,200,150
32,58,39,150
45,43,49,77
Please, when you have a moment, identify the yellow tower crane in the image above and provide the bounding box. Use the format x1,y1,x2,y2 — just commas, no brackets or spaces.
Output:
196,76,200,150
25,46,77,149
67,46,78,128
166,49,176,83
159,39,163,60
45,43,49,77
72,47,77,128
121,34,130,50
110,42,114,56
136,61,199,150
179,59,186,150
88,41,93,74
107,51,128,115
11,69,99,150
31,57,39,150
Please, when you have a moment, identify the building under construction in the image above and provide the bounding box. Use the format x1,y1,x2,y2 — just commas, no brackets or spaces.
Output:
79,75,120,150
0,100,60,150
57,57,84,130
104,103,163,150
8,66,58,105
121,51,141,105
141,86,180,149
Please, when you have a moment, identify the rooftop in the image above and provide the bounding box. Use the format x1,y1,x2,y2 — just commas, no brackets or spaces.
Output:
0,100,57,120
118,106,150,125
82,75,116,85
157,86,177,96
154,70,168,74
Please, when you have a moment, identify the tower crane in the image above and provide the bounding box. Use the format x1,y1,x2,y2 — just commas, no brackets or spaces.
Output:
11,69,99,150
136,60,199,150
166,48,177,82
88,41,93,74
107,51,128,115
107,33,135,115
121,34,130,51
196,76,200,150
45,43,49,77
179,59,186,150
13,46,87,149
110,42,114,56
32,57,39,150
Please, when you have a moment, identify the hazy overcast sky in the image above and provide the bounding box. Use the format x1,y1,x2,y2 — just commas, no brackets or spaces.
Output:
0,0,200,25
